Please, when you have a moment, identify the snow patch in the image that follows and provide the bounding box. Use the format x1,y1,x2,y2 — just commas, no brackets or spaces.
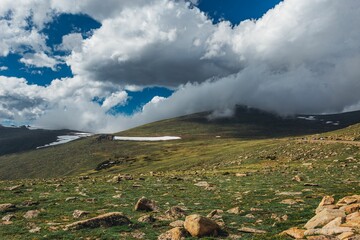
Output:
113,136,181,141
37,132,93,149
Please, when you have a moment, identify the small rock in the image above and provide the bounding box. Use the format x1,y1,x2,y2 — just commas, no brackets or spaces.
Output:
238,227,267,234
170,220,184,228
276,192,302,196
227,207,242,214
2,214,15,222
135,197,158,212
0,203,16,212
292,175,303,182
29,227,41,233
4,184,23,191
24,210,40,219
72,210,89,219
65,212,130,230
235,173,247,177
165,206,186,219
65,197,77,202
280,199,299,205
138,215,156,223
184,214,220,237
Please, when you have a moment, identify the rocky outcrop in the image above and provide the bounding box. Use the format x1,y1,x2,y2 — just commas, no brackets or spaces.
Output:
282,195,360,239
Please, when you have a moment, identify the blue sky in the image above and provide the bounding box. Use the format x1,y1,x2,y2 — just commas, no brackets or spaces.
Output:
0,0,282,115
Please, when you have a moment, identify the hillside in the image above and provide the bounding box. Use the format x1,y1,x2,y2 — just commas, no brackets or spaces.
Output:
0,125,79,156
1,107,360,180
0,108,360,239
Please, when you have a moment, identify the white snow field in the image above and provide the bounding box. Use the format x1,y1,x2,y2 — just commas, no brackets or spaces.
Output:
113,136,181,141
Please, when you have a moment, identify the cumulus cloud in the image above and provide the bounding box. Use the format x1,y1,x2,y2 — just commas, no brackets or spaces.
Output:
1,0,360,133
20,52,60,70
67,0,240,86
57,33,84,52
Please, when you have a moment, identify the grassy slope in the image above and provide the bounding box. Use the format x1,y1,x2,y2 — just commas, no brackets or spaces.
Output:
0,109,360,239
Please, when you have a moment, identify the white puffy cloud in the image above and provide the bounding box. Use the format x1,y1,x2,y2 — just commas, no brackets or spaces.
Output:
20,52,60,70
0,66,8,71
102,91,128,110
67,0,240,86
1,0,360,133
57,33,84,52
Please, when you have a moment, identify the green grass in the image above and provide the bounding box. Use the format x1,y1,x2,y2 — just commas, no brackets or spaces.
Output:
1,108,360,239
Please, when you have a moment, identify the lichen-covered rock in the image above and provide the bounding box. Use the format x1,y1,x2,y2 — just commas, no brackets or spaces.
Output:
184,214,220,237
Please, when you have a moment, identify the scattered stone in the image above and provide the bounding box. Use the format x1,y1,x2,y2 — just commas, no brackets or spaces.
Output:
207,209,223,219
22,200,39,207
165,206,186,219
23,210,40,219
2,214,15,222
235,173,247,177
4,184,23,191
280,199,300,205
0,203,16,212
304,208,345,229
238,227,267,234
280,227,305,239
72,210,89,219
158,227,187,240
135,197,158,212
29,227,41,233
276,192,303,196
112,194,122,199
228,234,242,239
65,212,130,230
170,220,184,228
245,214,255,219
138,215,156,223
65,197,77,202
306,235,337,240
227,207,242,214
292,175,303,182
184,214,220,237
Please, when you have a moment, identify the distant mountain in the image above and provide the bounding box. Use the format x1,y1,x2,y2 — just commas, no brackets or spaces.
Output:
0,125,79,156
1,106,360,180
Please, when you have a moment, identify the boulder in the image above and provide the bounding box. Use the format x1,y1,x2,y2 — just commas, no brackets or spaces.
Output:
184,214,220,237
304,208,345,229
135,197,158,212
338,232,355,240
315,196,336,214
65,212,130,230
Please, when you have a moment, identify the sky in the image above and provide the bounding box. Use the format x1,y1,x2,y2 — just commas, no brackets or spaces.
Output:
0,0,360,133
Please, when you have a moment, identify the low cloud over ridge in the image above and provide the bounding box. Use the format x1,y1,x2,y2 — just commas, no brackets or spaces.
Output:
1,0,360,132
